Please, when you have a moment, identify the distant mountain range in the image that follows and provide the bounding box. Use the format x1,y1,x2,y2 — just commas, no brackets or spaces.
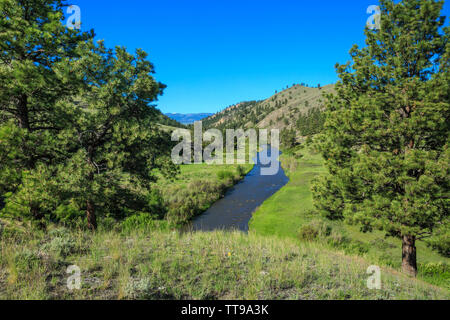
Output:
165,113,214,125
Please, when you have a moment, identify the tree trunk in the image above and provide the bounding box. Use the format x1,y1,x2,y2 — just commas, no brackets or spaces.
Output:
86,200,97,231
31,204,46,230
402,235,417,277
18,94,30,130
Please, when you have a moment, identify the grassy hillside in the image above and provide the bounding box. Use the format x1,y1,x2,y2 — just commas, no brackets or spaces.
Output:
1,147,448,300
1,227,448,300
203,84,334,132
249,147,450,289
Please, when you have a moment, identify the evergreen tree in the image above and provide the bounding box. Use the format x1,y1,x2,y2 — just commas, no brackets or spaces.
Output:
0,0,93,194
312,0,449,276
0,1,176,230
281,129,297,149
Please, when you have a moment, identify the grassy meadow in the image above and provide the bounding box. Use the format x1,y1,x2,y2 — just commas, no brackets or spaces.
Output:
1,226,448,300
249,146,450,289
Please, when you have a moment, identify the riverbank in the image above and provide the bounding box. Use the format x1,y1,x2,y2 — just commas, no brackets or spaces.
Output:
156,162,254,227
249,146,450,289
1,226,448,299
187,147,289,232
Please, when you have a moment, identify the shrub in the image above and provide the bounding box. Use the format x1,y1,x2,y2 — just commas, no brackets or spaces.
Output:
378,252,397,268
309,219,332,237
54,202,84,228
236,165,245,177
163,179,230,226
14,248,41,272
345,240,370,255
124,278,153,299
98,216,120,232
40,229,77,258
282,156,298,174
122,212,158,233
146,189,166,220
217,170,234,181
419,262,449,278
370,238,396,250
298,220,332,242
327,230,350,248
299,225,319,241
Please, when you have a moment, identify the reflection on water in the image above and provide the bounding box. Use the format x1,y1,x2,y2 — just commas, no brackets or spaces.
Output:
184,146,289,232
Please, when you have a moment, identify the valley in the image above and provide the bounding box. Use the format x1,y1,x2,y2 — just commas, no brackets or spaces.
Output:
1,0,448,302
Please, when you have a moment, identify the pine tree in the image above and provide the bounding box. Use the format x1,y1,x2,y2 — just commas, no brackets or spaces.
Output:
0,1,176,230
312,0,449,276
56,41,170,230
0,0,93,193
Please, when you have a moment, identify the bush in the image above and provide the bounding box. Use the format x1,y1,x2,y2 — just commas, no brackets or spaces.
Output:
345,240,370,255
236,165,246,177
54,202,84,227
124,278,154,299
298,220,332,241
98,216,120,232
419,262,449,277
370,238,396,250
122,212,158,233
14,248,41,272
217,170,234,181
327,230,350,248
299,225,319,241
282,156,298,174
0,219,29,240
378,252,397,268
40,228,77,258
146,189,166,220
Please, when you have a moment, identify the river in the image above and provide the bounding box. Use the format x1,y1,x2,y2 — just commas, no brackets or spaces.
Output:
185,146,289,232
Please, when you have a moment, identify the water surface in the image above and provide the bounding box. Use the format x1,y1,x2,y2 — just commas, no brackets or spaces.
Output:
186,146,289,232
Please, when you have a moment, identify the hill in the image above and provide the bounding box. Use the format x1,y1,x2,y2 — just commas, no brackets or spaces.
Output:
1,226,447,299
202,84,335,134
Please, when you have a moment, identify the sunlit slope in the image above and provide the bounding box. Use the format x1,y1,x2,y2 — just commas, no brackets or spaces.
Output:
1,228,448,299
203,84,335,131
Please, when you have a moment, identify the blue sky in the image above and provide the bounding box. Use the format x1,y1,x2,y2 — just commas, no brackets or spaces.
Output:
67,0,449,114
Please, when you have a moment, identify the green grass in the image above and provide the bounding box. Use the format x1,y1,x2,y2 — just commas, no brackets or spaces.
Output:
158,162,253,191
154,161,253,226
1,147,448,299
0,226,448,300
249,147,450,289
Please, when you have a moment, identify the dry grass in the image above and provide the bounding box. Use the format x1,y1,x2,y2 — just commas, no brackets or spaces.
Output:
1,227,448,300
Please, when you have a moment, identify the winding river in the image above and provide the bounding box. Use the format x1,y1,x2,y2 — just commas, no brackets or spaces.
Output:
185,146,289,232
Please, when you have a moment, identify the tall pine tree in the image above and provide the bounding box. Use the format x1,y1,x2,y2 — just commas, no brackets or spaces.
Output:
0,1,176,229
312,0,449,276
0,0,93,194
